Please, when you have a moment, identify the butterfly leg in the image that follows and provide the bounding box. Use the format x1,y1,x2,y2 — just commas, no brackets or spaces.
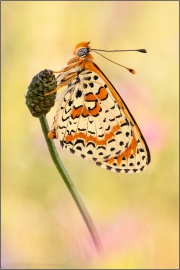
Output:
45,72,78,96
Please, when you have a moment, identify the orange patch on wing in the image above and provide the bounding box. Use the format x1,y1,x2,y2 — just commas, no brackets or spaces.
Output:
85,93,97,101
105,124,119,141
89,101,101,116
65,124,120,146
96,87,108,101
71,106,83,119
106,157,115,165
65,133,104,146
82,107,89,117
48,130,56,140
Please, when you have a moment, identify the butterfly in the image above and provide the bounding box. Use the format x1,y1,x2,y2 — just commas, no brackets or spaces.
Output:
48,42,151,173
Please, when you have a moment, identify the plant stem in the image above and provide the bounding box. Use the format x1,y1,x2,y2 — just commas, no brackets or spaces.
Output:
39,115,104,254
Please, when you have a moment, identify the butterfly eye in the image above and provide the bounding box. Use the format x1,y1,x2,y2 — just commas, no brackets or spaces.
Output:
77,47,90,57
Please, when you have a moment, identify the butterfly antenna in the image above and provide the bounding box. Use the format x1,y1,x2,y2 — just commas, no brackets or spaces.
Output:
91,47,147,74
92,51,136,74
91,48,147,53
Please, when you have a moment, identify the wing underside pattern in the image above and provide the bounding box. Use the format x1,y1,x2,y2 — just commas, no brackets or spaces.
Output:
51,70,150,173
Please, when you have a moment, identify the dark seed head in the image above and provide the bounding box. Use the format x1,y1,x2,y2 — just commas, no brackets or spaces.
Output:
25,69,57,117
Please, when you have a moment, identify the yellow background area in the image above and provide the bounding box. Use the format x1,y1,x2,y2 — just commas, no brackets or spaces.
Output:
2,1,178,269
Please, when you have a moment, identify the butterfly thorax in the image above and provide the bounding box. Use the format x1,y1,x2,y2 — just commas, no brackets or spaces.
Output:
57,55,94,88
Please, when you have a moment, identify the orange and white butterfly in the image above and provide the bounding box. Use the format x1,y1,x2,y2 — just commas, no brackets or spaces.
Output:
48,42,151,173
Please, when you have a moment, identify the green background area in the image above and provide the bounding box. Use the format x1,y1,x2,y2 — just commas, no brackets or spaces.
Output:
2,1,178,269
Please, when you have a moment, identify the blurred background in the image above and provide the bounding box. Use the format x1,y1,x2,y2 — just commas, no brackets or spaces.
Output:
2,1,178,269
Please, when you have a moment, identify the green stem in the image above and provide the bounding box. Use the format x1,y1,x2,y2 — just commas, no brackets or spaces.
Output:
39,115,104,254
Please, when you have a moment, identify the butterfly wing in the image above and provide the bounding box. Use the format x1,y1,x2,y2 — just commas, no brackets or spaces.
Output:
50,67,150,173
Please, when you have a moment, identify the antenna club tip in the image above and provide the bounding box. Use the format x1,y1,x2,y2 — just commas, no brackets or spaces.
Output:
139,49,147,53
129,69,136,74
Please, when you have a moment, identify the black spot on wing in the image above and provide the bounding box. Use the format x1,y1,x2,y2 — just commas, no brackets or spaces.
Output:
70,148,75,154
84,76,91,81
62,115,70,122
86,141,96,148
76,89,82,98
74,139,85,146
105,125,110,131
88,130,96,135
75,77,80,84
89,82,94,88
121,119,129,127
78,128,86,132
68,100,73,106
97,146,106,150
98,134,104,138
109,118,115,122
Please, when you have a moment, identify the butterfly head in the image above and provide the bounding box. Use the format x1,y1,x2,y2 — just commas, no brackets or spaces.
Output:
73,42,92,58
